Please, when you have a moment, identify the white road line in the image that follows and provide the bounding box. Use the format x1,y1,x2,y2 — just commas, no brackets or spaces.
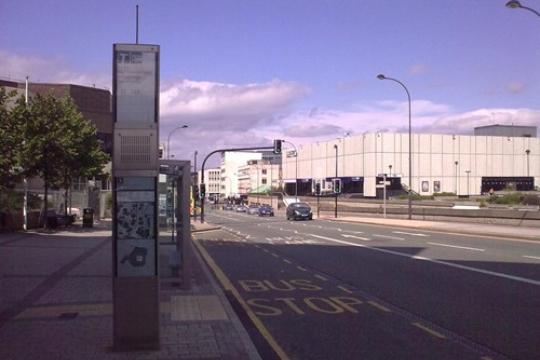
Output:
427,242,485,252
393,231,429,237
305,233,540,287
373,234,405,241
341,234,371,241
523,255,540,260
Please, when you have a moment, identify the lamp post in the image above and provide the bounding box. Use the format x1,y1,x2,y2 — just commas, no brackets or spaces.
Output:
525,149,530,176
506,1,540,16
465,170,471,197
377,74,412,219
388,164,392,177
334,144,338,218
282,140,298,203
193,150,198,220
454,161,459,195
166,124,188,159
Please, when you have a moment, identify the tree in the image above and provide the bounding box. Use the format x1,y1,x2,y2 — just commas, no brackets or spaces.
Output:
21,93,109,227
0,87,24,192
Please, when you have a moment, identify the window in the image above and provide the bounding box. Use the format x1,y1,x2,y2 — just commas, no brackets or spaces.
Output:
262,169,267,175
421,181,429,192
262,179,267,184
434,181,441,193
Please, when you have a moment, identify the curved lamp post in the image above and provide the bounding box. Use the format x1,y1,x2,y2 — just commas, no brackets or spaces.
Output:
167,124,188,159
506,1,540,16
377,74,413,220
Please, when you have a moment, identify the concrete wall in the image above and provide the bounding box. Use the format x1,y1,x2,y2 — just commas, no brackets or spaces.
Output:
284,133,540,197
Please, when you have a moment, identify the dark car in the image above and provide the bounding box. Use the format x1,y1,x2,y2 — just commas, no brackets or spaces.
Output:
258,205,274,217
286,202,313,221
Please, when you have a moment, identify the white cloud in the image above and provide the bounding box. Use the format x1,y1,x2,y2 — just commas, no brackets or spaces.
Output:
506,81,526,94
409,64,427,76
0,50,110,89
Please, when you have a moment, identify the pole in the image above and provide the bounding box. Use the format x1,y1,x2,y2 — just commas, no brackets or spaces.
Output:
193,151,198,221
171,178,175,243
334,144,338,218
167,125,188,159
526,149,530,176
377,75,412,219
466,170,471,197
383,173,387,218
200,145,275,223
282,140,298,202
317,193,320,219
135,5,139,44
455,161,459,194
23,76,29,231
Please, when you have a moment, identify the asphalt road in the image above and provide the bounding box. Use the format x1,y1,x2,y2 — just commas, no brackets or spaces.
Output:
195,208,540,360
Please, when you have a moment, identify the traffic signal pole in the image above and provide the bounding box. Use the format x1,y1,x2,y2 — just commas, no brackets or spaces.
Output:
200,144,277,223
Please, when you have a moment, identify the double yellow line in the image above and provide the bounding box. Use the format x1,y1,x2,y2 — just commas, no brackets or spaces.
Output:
194,240,290,360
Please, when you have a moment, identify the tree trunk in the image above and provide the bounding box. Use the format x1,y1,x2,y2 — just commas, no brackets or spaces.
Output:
42,160,48,229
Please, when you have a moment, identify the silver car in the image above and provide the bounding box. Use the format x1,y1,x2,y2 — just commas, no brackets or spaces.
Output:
247,205,260,215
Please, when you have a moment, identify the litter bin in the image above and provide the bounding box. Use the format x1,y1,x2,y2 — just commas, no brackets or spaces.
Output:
82,208,94,228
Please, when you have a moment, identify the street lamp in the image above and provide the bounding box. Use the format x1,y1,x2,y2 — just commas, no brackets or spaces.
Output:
334,144,338,218
506,1,540,16
388,165,392,177
166,124,188,159
465,170,471,197
454,161,459,195
377,74,413,219
525,149,530,176
282,140,298,203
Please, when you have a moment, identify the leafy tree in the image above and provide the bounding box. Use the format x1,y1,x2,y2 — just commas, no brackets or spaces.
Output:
21,93,109,226
0,87,25,192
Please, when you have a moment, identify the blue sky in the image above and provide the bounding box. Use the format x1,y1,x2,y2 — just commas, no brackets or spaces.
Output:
1,0,539,161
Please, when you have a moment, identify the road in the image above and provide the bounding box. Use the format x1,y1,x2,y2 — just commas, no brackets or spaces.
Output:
194,208,540,360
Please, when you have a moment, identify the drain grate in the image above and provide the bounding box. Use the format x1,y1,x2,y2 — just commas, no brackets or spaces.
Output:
58,312,79,320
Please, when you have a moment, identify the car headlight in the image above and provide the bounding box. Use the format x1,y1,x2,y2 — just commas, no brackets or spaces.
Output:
295,210,301,215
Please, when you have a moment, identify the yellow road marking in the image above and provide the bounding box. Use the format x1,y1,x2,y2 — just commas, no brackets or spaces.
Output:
337,285,354,294
283,259,292,264
313,274,328,281
194,240,290,360
297,266,307,271
412,322,446,339
367,301,391,313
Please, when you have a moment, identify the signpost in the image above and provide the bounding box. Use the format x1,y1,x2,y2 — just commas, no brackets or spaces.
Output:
376,174,391,218
112,43,160,350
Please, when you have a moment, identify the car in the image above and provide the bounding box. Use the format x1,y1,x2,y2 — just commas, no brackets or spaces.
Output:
286,202,313,221
247,204,260,215
223,203,234,211
235,204,248,212
258,205,274,217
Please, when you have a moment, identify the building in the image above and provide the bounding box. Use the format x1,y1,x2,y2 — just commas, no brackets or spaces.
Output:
219,151,263,198
474,124,537,138
237,160,281,195
0,79,113,154
198,168,221,199
282,132,539,197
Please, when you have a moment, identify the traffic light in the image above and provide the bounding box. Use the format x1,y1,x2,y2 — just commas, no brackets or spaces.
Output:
158,145,164,159
333,179,341,194
193,185,199,200
315,182,321,196
273,139,282,154
200,183,206,199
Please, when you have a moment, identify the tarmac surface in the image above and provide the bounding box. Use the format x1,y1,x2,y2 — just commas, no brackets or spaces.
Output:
196,208,540,360
0,220,260,360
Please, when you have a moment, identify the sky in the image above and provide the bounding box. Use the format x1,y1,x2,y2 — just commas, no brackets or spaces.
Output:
1,0,539,166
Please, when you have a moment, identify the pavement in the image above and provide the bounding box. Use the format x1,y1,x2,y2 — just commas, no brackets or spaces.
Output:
319,214,540,241
0,220,260,360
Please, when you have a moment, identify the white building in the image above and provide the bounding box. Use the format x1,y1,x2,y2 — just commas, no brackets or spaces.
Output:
282,132,539,197
198,168,221,198
220,152,263,198
237,160,281,195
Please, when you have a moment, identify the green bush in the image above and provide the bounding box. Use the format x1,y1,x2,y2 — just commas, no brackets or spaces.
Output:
397,194,434,200
487,192,524,205
433,192,456,197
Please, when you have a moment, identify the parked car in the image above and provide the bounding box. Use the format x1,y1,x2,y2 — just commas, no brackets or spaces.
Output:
247,205,260,215
235,204,248,213
286,202,313,221
223,203,234,211
258,205,274,217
